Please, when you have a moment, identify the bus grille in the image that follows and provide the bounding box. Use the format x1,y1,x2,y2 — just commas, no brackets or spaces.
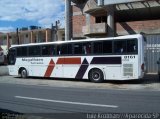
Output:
123,64,133,76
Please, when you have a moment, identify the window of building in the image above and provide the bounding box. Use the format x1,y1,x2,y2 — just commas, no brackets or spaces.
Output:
96,16,107,23
26,34,28,38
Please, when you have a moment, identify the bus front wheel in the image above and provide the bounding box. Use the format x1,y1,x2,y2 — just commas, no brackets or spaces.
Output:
21,68,28,78
89,68,104,83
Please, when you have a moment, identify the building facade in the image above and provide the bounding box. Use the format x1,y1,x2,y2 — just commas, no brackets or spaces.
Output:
66,0,160,73
0,27,65,52
70,0,160,39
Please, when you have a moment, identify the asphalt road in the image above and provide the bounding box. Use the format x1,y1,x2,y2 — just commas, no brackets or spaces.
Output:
0,82,160,119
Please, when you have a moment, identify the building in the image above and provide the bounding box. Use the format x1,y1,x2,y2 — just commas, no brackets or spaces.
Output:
65,0,160,73
0,27,65,52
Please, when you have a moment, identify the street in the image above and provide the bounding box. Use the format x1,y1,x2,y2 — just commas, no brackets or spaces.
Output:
0,74,160,119
0,76,160,119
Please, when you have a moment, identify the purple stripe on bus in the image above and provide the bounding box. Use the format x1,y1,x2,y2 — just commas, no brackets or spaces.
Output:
90,57,121,64
75,58,89,79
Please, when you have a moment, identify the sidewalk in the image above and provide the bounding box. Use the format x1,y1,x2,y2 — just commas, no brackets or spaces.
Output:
0,65,9,76
0,75,160,91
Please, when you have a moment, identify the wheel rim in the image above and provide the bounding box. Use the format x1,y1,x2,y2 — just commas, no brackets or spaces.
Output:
92,71,100,81
21,70,26,78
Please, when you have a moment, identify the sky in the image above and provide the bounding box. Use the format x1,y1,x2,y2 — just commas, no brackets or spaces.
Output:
0,0,65,33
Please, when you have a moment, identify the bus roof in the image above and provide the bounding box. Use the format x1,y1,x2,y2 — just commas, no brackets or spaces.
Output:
10,34,142,48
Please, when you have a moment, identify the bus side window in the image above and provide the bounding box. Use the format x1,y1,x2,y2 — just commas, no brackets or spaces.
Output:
103,41,112,53
29,46,41,56
17,47,27,57
49,45,56,56
83,42,91,55
42,45,55,56
42,46,48,56
114,40,126,53
74,43,83,55
53,46,56,55
55,44,72,56
8,48,16,65
93,42,103,54
68,44,73,55
61,44,69,55
127,39,137,53
58,50,61,55
57,45,61,55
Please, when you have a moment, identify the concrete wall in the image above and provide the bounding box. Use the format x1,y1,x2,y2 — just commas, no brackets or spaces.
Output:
116,20,160,35
72,5,85,38
72,15,86,38
101,0,144,5
72,5,96,38
57,29,65,41
72,0,160,38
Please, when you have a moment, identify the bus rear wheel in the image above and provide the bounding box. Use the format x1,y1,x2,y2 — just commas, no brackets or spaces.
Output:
89,69,104,83
21,68,28,78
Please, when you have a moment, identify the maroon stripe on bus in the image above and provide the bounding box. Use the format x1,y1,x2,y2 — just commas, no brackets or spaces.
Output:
75,58,89,79
44,59,55,77
90,57,121,64
56,58,81,64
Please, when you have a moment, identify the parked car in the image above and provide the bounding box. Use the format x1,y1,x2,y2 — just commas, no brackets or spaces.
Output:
0,47,7,65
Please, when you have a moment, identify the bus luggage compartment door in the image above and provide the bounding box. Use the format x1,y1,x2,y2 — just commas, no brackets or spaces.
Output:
105,65,121,80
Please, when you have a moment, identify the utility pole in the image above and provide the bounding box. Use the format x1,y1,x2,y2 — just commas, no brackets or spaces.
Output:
51,20,59,41
51,23,54,41
55,20,60,41
16,28,20,44
65,0,71,41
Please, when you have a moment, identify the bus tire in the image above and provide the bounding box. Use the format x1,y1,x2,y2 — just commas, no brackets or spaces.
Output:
21,68,28,78
89,68,104,83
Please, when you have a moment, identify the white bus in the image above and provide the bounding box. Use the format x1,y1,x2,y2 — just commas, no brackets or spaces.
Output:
8,34,146,82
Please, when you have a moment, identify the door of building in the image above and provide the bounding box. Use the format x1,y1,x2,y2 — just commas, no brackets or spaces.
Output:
146,34,160,74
